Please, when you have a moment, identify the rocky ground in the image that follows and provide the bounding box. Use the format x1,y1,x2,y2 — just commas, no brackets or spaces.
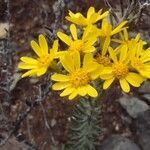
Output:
0,0,150,150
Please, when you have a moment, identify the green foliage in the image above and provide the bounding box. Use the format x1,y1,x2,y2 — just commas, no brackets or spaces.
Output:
65,98,102,150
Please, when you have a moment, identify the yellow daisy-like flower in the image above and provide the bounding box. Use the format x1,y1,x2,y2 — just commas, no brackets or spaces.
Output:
65,7,109,26
112,29,146,50
51,52,101,100
100,46,144,93
57,24,97,54
99,19,127,55
131,41,150,78
18,34,59,78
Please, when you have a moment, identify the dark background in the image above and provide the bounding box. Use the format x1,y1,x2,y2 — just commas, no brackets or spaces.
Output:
0,0,150,149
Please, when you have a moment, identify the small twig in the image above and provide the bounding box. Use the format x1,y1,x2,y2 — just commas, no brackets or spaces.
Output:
104,0,119,23
0,102,37,146
38,83,57,145
119,0,124,17
40,102,57,145
0,103,7,120
26,117,35,144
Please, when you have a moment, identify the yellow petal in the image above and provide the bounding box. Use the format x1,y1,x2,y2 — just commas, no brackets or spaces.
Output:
83,53,93,65
20,57,38,64
102,36,110,55
98,9,102,14
111,38,123,44
37,67,47,76
111,21,127,35
83,62,98,73
39,34,48,54
66,16,87,26
119,78,130,93
141,50,150,62
90,65,103,80
77,86,87,96
140,70,150,78
101,19,112,35
51,40,58,54
56,51,68,59
87,7,95,18
60,87,74,96
108,47,118,63
100,67,113,75
125,72,144,87
89,13,101,23
57,32,72,46
52,82,71,90
123,29,128,41
73,51,80,69
68,10,75,17
21,69,37,78
60,53,75,73
85,37,97,45
103,78,114,89
68,90,78,100
100,74,113,80
18,62,37,69
51,74,70,82
83,46,95,53
86,85,98,97
31,40,42,57
82,25,99,40
135,33,141,42
70,24,78,40
119,45,128,62
96,11,109,21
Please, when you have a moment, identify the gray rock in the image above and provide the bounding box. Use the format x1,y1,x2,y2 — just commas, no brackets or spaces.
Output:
142,94,150,102
98,135,141,150
135,109,150,150
118,96,149,118
138,81,150,94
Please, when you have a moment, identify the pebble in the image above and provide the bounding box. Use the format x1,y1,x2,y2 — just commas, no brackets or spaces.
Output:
98,135,141,150
118,96,149,118
135,109,150,150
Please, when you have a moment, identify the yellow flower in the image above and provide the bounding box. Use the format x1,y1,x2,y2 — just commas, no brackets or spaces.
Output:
95,54,112,67
51,52,101,100
112,29,146,50
18,34,59,78
99,19,127,55
100,46,144,92
65,7,109,26
57,24,97,54
131,41,150,78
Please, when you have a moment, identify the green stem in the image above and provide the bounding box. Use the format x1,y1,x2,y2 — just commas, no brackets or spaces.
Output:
65,97,102,150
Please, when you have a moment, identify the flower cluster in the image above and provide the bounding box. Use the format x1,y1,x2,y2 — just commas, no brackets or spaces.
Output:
18,7,150,100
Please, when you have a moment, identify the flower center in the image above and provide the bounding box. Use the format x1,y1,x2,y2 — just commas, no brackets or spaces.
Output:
132,58,144,70
69,40,83,52
96,55,111,66
38,54,51,67
69,69,90,87
112,62,129,79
